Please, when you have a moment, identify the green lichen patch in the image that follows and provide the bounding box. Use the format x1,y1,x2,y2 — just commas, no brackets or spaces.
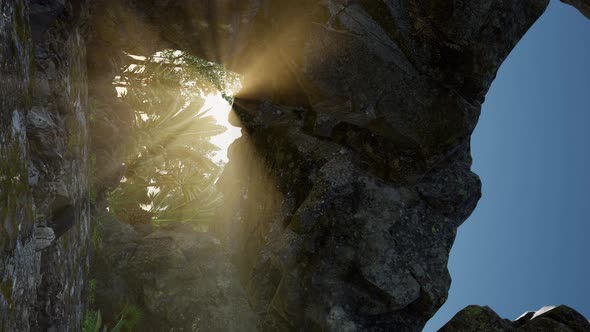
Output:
13,0,29,42
65,112,82,156
463,305,485,316
0,279,13,306
0,139,32,252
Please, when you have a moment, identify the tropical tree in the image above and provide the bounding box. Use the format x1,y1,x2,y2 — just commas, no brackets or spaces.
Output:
108,50,238,227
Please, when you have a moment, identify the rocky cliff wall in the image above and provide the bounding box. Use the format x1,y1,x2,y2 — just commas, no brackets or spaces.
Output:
213,1,549,330
103,0,550,330
1,1,92,330
0,1,37,329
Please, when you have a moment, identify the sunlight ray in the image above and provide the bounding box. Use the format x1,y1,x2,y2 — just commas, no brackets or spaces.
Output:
202,93,242,163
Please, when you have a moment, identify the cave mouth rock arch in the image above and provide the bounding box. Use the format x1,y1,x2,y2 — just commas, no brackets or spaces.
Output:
84,0,550,331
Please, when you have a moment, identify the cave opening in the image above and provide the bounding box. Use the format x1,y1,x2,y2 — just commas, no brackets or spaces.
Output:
86,48,262,329
104,49,243,229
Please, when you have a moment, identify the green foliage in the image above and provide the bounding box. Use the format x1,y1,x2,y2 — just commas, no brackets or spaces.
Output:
83,305,142,332
83,280,142,332
108,50,237,227
115,50,239,100
91,210,108,250
83,279,99,332
88,99,97,123
82,309,101,332
0,279,13,306
111,304,143,332
88,279,97,304
89,153,97,205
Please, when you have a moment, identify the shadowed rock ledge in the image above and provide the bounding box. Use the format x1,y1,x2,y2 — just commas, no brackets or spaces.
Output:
92,214,257,331
440,305,590,332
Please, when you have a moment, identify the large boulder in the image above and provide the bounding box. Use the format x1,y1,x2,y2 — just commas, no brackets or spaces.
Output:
441,305,590,332
92,215,257,331
211,1,549,330
438,305,514,332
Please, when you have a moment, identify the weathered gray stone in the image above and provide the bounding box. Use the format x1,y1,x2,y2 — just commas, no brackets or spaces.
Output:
1,0,92,330
0,2,38,329
33,226,55,251
210,1,546,330
441,305,590,332
93,215,258,332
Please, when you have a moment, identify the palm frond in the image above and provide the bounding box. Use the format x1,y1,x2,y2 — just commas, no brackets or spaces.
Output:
109,50,237,228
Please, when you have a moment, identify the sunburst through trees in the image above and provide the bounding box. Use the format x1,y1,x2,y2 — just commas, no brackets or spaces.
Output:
109,50,240,228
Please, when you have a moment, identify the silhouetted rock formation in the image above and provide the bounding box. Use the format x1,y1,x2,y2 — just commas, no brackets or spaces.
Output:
562,0,590,19
440,305,590,332
212,1,548,330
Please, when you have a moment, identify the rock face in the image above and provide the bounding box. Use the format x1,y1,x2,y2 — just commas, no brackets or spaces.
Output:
1,1,92,330
85,0,553,330
440,305,590,332
92,214,257,331
211,1,548,330
0,2,37,330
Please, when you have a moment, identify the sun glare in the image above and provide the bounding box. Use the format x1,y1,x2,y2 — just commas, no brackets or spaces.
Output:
202,93,241,163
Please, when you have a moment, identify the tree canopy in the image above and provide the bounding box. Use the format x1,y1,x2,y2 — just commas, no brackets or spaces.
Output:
108,50,239,227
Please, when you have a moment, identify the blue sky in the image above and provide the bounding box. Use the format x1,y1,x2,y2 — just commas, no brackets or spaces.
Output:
426,1,590,330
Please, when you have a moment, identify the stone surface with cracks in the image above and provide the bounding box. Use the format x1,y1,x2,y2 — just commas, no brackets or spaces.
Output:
92,214,258,331
212,1,548,330
1,0,92,331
